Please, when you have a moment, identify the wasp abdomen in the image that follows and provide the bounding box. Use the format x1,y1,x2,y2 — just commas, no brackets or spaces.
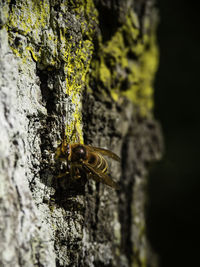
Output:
87,153,108,173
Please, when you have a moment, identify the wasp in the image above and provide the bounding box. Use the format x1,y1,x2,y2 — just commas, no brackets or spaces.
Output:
55,137,120,189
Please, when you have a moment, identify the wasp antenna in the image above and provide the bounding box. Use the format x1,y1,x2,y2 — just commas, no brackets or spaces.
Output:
69,118,80,143
74,119,81,143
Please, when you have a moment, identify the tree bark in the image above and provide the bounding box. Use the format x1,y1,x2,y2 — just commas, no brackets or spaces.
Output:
0,1,162,266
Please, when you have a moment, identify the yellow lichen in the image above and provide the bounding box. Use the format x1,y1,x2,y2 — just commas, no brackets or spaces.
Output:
6,0,98,144
88,9,158,117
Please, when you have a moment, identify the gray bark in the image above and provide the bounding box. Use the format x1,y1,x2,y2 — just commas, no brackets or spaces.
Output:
0,1,163,266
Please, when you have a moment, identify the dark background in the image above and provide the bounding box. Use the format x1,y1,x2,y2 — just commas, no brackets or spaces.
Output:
147,0,200,266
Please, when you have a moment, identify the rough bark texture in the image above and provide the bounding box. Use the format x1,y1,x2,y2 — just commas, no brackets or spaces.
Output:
0,1,162,267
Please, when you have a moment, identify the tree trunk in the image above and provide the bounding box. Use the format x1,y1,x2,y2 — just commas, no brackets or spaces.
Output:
0,1,163,266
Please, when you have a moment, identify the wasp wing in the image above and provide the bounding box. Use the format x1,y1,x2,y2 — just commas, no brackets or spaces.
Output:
86,145,120,162
83,161,119,190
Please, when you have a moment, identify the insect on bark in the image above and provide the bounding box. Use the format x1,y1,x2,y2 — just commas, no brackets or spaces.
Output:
55,122,120,189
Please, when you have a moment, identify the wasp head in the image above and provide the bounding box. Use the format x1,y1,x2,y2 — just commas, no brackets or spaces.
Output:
55,142,70,161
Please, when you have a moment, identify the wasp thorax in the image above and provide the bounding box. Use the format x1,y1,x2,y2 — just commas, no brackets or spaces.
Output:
71,145,87,161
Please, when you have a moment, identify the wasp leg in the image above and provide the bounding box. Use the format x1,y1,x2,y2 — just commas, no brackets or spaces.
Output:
56,172,69,178
69,163,82,179
74,169,81,179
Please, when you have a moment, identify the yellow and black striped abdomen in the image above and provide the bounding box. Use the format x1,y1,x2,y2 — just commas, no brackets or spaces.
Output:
86,152,108,173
